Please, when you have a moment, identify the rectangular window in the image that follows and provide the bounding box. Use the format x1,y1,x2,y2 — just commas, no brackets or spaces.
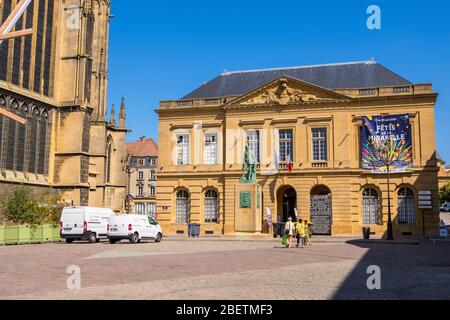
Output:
204,133,217,164
279,129,293,162
149,186,156,196
137,185,143,197
176,134,189,165
150,170,156,180
312,128,327,161
246,130,260,163
137,171,143,180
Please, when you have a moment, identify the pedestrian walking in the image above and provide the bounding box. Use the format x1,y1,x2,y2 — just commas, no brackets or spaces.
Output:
296,218,305,248
307,221,313,246
304,219,311,246
284,217,295,248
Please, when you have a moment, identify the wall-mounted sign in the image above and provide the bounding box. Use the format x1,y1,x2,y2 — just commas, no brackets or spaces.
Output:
418,191,433,209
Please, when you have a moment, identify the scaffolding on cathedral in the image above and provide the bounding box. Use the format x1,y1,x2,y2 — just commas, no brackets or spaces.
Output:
0,0,34,45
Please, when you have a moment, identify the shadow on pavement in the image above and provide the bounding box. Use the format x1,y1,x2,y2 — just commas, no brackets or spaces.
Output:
332,239,450,299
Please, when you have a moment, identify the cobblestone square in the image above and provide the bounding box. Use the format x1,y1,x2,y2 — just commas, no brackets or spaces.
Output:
0,238,449,300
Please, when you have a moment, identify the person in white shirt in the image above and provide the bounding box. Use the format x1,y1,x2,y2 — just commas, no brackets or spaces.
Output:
284,217,295,248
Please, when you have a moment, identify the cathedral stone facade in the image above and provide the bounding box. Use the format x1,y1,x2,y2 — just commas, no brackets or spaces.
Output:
0,0,127,212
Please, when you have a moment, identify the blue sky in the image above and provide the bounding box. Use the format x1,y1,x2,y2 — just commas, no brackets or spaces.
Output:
107,0,450,161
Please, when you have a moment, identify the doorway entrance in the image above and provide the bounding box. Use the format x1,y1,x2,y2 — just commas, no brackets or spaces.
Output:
310,185,332,235
277,187,297,223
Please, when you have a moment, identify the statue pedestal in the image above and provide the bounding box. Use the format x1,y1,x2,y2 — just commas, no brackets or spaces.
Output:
234,183,262,233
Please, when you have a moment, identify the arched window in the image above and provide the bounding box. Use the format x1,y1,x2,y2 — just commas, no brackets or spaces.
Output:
10,100,19,112
176,190,189,223
398,187,415,225
21,103,29,115
205,190,218,223
32,107,40,117
362,188,379,225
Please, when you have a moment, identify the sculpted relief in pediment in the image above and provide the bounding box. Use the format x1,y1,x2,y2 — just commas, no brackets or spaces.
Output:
240,79,331,106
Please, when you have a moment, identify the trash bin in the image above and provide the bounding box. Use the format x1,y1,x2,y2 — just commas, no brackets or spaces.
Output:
273,223,286,238
272,223,279,238
362,227,371,240
188,223,200,237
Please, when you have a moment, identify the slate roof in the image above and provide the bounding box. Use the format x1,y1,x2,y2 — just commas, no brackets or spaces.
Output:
126,138,158,157
182,60,413,99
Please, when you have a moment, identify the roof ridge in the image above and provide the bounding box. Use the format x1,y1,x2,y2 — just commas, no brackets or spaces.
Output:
221,60,377,76
127,138,157,143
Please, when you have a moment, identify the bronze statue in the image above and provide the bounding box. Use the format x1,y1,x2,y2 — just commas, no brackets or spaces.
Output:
240,145,256,184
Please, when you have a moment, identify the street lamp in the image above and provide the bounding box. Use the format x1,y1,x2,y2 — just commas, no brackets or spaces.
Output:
375,140,400,241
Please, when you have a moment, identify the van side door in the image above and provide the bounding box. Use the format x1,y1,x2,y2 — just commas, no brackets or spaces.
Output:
148,216,158,238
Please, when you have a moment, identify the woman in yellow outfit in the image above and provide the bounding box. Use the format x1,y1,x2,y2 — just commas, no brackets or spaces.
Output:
296,219,305,248
304,220,312,246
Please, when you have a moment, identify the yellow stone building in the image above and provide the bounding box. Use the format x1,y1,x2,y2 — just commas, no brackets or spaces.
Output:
0,0,127,212
157,61,440,237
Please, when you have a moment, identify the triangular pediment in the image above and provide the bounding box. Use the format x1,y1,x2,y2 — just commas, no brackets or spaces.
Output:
226,76,351,107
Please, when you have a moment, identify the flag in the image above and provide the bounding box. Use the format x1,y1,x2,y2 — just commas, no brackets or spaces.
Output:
286,153,293,172
272,129,280,174
266,207,273,228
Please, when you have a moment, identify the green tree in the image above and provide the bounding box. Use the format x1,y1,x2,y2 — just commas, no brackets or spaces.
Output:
37,190,64,226
439,182,450,204
1,187,64,228
1,186,39,226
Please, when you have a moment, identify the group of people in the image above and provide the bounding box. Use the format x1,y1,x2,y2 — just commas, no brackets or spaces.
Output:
283,217,313,248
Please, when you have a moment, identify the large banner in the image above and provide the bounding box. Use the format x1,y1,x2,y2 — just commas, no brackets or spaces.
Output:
361,114,413,174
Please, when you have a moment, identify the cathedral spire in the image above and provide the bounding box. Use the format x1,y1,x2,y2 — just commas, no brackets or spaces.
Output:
119,97,126,129
109,104,116,127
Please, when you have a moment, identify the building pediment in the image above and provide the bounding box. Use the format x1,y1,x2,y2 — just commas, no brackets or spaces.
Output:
225,76,351,108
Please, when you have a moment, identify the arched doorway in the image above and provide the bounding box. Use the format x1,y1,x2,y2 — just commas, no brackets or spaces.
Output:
277,186,297,223
310,185,332,235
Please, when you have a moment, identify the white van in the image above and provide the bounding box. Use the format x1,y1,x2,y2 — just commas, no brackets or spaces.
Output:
107,214,163,244
60,207,114,243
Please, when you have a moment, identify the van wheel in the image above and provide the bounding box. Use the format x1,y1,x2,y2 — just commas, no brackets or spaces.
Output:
65,239,74,244
109,239,117,244
88,233,97,243
130,233,139,244
155,233,162,243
